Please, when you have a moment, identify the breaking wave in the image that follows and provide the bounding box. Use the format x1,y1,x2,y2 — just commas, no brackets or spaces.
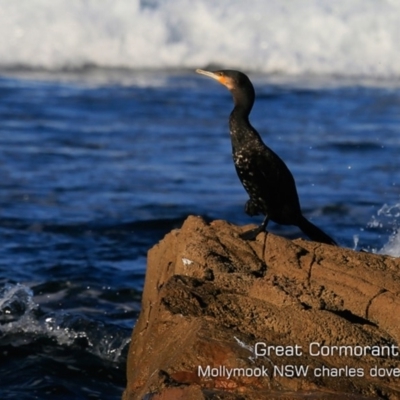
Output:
2,0,400,77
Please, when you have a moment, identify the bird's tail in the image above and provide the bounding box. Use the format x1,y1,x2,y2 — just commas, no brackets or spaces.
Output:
297,215,337,246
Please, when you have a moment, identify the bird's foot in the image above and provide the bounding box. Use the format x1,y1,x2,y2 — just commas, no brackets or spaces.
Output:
239,226,265,241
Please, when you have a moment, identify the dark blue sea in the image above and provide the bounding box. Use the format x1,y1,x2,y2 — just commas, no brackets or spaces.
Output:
1,68,399,399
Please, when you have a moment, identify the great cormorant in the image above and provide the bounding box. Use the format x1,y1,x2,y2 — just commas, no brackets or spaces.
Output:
196,69,337,246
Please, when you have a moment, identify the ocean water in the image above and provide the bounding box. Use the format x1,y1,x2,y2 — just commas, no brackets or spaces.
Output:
1,1,400,399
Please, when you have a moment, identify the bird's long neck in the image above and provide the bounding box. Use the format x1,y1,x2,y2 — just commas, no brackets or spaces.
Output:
229,90,261,148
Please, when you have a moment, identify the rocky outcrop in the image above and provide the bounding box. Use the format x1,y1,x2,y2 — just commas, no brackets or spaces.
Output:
123,216,400,400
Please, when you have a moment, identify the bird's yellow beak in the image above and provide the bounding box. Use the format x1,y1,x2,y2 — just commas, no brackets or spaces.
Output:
196,69,227,85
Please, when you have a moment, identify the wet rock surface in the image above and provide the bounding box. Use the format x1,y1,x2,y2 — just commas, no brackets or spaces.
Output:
123,216,400,400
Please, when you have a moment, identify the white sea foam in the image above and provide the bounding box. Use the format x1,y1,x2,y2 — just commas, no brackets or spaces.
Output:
368,203,400,257
375,203,400,257
379,231,400,257
2,0,400,77
0,283,130,363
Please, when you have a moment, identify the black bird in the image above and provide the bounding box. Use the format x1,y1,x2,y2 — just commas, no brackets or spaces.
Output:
196,69,337,246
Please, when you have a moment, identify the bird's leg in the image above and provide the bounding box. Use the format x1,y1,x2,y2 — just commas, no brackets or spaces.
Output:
239,214,270,241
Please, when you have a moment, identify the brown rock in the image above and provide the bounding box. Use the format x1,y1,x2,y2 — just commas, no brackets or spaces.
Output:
123,216,400,400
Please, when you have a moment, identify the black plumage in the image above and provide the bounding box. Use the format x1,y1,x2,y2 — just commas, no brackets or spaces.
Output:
196,69,337,246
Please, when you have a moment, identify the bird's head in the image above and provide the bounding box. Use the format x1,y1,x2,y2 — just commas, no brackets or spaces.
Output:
196,69,251,92
196,69,255,110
